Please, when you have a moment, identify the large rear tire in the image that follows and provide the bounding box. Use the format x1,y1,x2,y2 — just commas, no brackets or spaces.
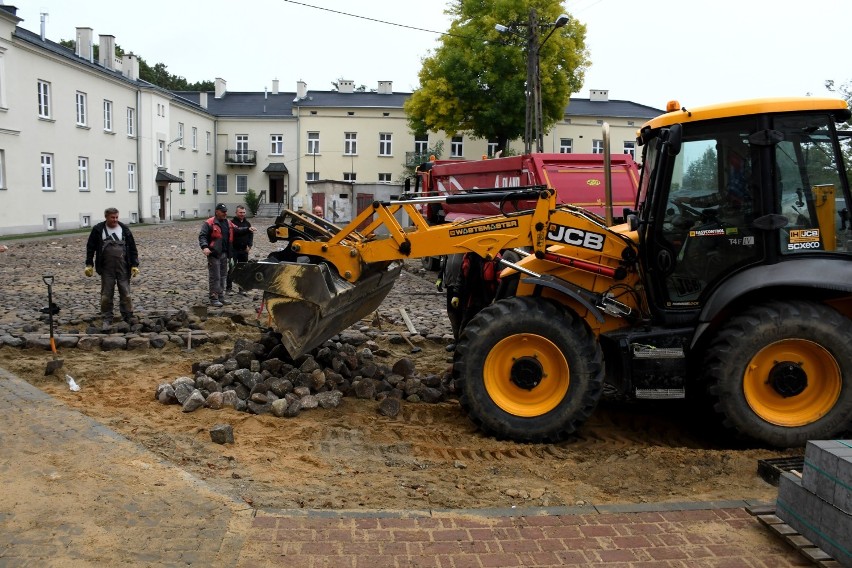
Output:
704,300,852,447
454,296,604,442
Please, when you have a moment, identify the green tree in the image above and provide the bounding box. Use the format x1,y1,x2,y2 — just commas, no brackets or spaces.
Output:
825,79,852,180
243,189,261,216
404,0,589,152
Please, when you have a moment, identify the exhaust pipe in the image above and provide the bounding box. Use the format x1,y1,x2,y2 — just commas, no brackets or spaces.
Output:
602,122,614,226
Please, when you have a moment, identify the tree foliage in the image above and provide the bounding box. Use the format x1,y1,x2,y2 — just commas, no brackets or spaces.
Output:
404,0,589,151
59,39,213,91
824,79,852,179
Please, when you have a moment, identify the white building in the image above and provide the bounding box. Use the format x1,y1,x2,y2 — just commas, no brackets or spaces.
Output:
0,5,662,235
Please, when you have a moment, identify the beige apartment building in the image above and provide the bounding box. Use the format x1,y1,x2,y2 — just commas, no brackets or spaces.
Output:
0,5,662,234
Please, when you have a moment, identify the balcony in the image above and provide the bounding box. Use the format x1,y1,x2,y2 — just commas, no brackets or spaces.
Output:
224,149,257,166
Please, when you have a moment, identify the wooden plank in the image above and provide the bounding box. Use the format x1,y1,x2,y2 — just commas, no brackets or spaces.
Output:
399,308,418,335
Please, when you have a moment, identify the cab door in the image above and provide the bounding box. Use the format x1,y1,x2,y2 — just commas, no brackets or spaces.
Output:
640,119,765,317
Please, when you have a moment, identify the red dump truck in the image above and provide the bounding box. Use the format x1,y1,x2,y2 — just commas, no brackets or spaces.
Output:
415,152,640,268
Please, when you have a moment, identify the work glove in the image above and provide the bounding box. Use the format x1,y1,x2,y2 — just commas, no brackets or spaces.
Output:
451,296,460,309
435,278,443,292
131,267,140,278
84,265,94,277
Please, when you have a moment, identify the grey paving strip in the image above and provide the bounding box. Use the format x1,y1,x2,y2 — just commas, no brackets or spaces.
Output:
0,367,250,567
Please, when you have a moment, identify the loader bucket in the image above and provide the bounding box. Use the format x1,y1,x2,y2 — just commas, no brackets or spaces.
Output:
231,258,402,359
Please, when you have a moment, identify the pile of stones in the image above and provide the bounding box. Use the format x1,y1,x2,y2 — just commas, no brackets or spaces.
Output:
155,329,455,419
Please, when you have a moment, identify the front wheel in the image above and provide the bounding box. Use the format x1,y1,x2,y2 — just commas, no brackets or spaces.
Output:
704,300,852,447
454,296,604,442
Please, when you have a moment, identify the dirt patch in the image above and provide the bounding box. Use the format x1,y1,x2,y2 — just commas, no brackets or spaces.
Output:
0,322,798,512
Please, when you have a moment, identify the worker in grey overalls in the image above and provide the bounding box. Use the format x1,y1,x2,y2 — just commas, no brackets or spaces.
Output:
85,207,140,326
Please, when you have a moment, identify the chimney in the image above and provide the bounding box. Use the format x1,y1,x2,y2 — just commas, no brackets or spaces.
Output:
98,34,116,70
199,92,208,109
590,89,609,102
75,27,93,62
377,81,393,94
122,53,139,81
296,80,307,99
214,77,227,99
272,79,279,95
338,79,354,94
40,12,47,41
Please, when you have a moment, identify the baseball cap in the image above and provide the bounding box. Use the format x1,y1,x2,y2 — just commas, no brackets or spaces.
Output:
215,203,228,212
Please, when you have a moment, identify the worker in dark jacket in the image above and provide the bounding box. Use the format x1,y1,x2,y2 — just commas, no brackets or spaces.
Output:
436,254,465,350
85,207,139,326
226,205,254,294
200,203,255,307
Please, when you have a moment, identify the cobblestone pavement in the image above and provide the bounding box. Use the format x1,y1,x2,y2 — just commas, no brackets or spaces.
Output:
0,220,809,566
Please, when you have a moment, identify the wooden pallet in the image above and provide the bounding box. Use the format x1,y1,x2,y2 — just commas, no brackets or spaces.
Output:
748,506,843,567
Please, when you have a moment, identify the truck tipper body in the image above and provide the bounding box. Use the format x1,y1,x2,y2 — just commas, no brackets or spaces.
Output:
418,153,640,222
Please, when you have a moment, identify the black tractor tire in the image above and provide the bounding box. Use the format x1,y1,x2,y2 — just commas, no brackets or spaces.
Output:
421,256,440,272
703,300,852,448
454,296,604,442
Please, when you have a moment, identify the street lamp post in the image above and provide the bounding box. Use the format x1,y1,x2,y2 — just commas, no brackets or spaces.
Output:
496,11,569,154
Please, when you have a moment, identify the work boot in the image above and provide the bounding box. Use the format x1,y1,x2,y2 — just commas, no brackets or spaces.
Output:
209,296,223,308
102,315,113,331
220,296,231,305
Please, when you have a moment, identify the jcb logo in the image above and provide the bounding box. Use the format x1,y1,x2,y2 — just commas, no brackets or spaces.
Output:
547,224,605,251
790,229,820,243
586,179,601,186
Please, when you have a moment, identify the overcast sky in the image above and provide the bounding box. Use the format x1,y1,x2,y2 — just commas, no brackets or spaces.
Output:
17,0,852,111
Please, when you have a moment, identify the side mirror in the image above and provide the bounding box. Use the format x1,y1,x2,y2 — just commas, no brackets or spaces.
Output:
666,124,683,156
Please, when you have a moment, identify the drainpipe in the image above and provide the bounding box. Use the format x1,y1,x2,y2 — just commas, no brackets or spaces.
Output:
293,105,301,208
213,118,218,213
136,88,144,222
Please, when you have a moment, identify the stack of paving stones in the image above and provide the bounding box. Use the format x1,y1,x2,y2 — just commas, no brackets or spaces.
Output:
155,330,455,419
775,440,852,566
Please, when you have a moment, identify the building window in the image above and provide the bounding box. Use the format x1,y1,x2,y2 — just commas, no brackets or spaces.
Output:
235,135,249,160
306,172,319,182
127,163,136,191
592,139,604,154
216,174,227,194
81,215,91,228
192,172,198,193
158,140,165,166
37,80,51,118
178,170,185,193
344,132,357,155
178,123,184,147
130,212,138,223
76,91,88,126
623,141,635,158
379,133,392,156
191,127,197,150
270,134,283,155
487,139,499,158
236,174,248,194
343,172,356,182
104,160,114,191
596,119,603,125
127,107,135,137
206,131,211,153
627,121,635,127
378,173,391,183
451,136,463,158
414,134,428,155
77,157,89,191
307,132,320,154
41,153,54,190
103,100,113,132
559,138,573,153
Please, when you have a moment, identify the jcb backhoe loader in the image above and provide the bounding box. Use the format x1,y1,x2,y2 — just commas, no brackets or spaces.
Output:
233,97,852,448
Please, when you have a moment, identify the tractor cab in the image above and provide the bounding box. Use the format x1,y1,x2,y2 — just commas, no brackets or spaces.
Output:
634,98,852,323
